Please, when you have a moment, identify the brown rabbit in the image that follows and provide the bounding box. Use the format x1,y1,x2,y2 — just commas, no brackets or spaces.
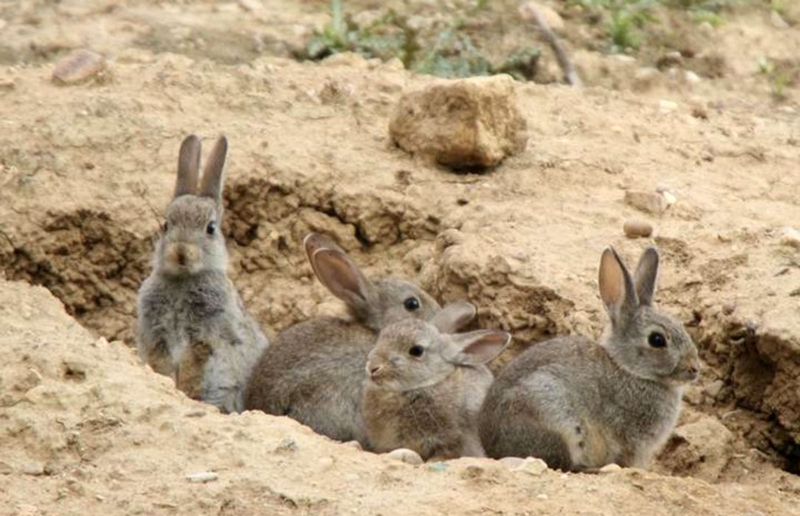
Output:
244,233,475,446
363,307,510,461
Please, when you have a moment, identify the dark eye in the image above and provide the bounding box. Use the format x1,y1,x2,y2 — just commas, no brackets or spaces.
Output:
403,297,420,311
162,221,169,233
648,332,667,349
206,221,217,236
409,345,424,357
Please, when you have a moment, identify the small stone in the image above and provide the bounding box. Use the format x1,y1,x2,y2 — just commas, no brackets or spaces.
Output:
21,462,45,476
341,440,362,451
536,494,549,500
771,10,789,29
657,51,683,68
684,71,702,85
513,457,548,476
387,448,423,465
661,191,677,206
658,100,678,114
624,190,668,215
186,471,218,483
704,379,724,399
780,227,800,248
389,75,528,169
499,457,525,469
519,2,565,32
623,219,654,239
52,49,106,85
274,437,298,453
599,463,622,473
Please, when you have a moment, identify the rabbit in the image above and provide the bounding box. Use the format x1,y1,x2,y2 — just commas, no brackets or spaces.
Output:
136,134,269,414
244,232,476,447
362,308,511,461
479,246,700,472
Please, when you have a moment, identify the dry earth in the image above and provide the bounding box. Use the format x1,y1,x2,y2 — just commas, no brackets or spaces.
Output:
1,0,799,514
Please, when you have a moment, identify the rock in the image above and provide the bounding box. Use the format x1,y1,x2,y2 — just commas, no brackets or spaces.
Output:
599,463,622,473
512,457,549,476
186,471,218,483
52,49,106,85
771,10,789,29
389,75,528,169
386,448,423,465
684,71,702,85
623,219,653,239
21,462,45,476
341,440,363,451
519,2,565,33
274,437,298,453
704,379,725,399
499,457,525,469
658,100,678,114
780,227,800,248
657,51,683,69
660,417,734,482
624,190,668,215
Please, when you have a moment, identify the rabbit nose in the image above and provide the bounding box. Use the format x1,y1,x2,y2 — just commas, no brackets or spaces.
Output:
369,365,383,378
177,249,187,266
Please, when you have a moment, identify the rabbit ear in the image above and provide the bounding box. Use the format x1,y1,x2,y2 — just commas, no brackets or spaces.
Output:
633,247,659,307
431,302,477,334
311,248,378,313
599,247,638,325
174,135,201,198
304,232,346,270
444,330,511,366
199,135,228,201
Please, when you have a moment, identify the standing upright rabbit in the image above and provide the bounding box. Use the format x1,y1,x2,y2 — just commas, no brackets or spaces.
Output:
136,134,269,414
479,246,699,471
363,308,510,461
244,233,475,446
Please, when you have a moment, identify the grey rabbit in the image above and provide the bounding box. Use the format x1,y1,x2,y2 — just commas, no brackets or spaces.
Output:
363,306,510,461
479,246,699,471
244,233,475,446
136,134,269,414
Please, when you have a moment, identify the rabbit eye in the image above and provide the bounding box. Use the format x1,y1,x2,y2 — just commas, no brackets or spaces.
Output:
206,221,217,236
409,345,424,357
648,332,667,349
403,297,420,311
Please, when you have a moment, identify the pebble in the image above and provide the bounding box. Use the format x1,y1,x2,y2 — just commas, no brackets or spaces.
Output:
704,379,724,399
341,440,362,451
661,190,677,206
599,463,622,473
658,100,678,114
274,437,298,453
499,457,525,469
780,227,800,248
513,457,549,476
623,219,653,239
536,494,549,501
658,51,683,68
52,49,106,85
186,471,218,483
387,448,423,465
21,462,45,476
685,71,702,85
624,190,668,215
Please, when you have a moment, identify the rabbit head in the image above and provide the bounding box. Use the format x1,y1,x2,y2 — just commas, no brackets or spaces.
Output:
155,135,229,277
598,246,699,386
365,302,511,392
303,232,446,331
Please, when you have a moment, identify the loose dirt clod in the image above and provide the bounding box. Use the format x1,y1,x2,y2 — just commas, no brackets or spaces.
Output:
624,190,668,214
623,219,654,238
389,75,528,169
52,49,106,85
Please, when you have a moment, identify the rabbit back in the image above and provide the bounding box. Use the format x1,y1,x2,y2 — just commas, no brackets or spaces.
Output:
244,317,375,445
479,335,682,470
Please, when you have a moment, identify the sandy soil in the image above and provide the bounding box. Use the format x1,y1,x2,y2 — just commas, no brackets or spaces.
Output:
1,0,799,514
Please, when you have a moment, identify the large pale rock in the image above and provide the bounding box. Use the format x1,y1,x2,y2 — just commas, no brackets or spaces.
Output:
389,75,528,169
657,416,734,482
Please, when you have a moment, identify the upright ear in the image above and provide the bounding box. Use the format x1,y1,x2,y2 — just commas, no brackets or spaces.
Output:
174,134,201,198
311,248,377,315
633,247,659,307
199,135,228,201
598,247,638,325
303,232,346,277
431,302,477,334
444,330,511,366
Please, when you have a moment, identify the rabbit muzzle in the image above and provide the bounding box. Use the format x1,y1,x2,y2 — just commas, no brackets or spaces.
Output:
672,354,700,384
164,242,203,275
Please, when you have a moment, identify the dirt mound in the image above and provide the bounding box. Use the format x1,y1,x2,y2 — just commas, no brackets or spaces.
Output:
2,278,799,515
